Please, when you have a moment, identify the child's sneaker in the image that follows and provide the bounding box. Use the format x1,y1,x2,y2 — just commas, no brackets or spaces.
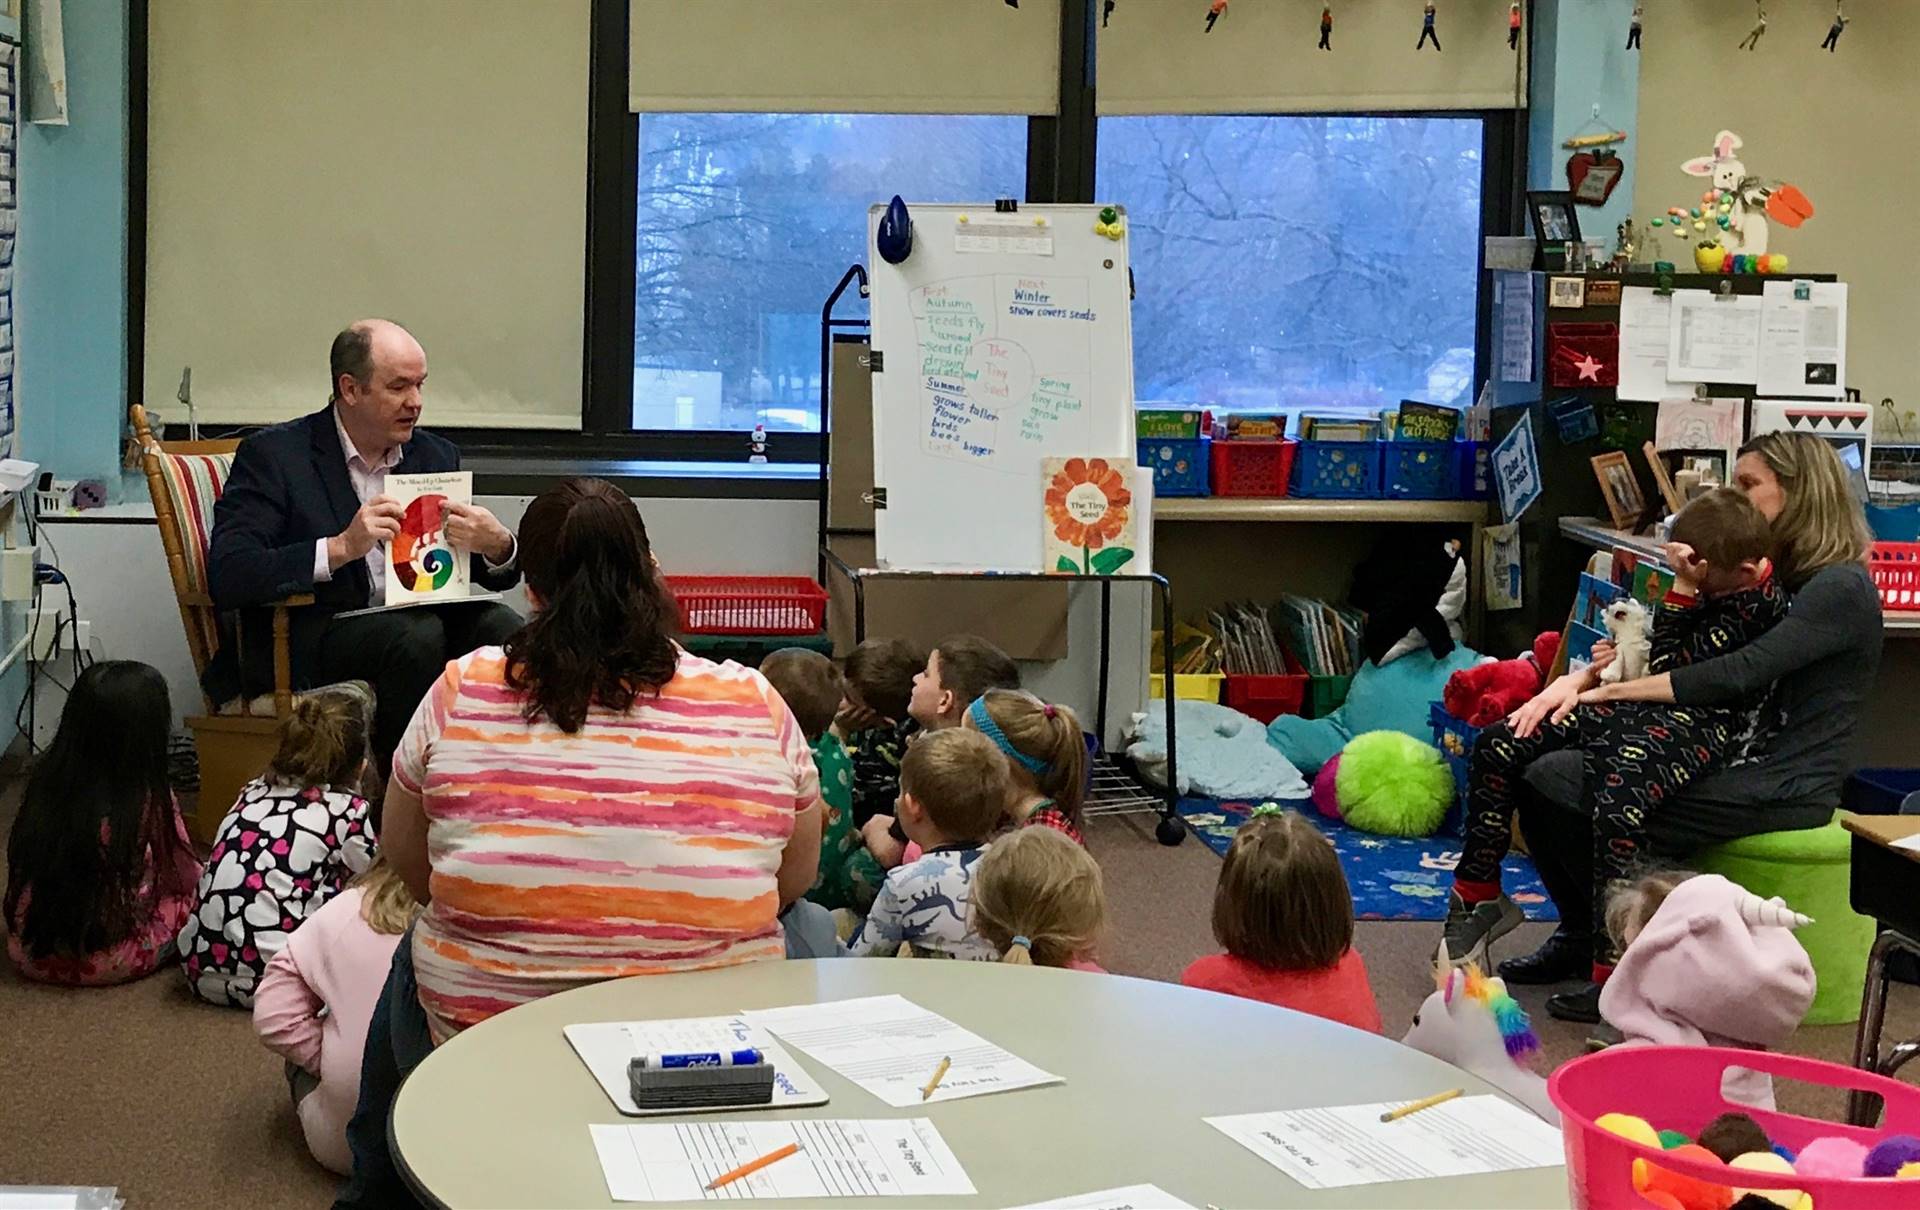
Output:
1442,890,1524,968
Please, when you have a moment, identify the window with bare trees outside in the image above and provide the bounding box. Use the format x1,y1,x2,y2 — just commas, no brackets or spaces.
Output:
633,113,1027,434
1098,114,1484,413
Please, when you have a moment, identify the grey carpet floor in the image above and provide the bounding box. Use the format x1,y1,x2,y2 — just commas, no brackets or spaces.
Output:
2,801,1915,1208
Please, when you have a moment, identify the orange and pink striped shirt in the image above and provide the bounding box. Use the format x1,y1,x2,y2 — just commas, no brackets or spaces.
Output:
393,647,821,1041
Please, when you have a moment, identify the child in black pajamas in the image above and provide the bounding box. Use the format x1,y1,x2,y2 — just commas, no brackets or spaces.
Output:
1443,489,1788,982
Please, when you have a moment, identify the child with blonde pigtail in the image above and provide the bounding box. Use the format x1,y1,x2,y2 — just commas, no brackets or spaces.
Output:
970,826,1108,971
963,688,1088,844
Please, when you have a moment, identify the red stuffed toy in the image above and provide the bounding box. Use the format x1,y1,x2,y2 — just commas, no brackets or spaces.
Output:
1442,632,1561,727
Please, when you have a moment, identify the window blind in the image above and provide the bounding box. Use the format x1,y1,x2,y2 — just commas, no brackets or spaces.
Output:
144,1,589,430
1097,0,1525,115
630,0,1062,115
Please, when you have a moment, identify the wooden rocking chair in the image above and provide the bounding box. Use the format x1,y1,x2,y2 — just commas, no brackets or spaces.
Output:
130,404,313,840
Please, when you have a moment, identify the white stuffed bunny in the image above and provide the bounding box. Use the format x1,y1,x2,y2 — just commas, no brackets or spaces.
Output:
1599,597,1651,684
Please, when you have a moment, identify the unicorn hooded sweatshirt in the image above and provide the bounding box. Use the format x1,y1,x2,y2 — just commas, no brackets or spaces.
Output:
1599,874,1815,1109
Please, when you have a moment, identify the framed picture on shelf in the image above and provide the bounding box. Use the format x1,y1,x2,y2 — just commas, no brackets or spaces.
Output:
1591,450,1645,530
1527,190,1582,271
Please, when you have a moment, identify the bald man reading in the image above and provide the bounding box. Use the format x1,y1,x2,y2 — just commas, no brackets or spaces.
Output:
206,320,523,764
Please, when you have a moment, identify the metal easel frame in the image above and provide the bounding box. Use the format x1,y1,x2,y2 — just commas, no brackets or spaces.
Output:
817,263,1186,846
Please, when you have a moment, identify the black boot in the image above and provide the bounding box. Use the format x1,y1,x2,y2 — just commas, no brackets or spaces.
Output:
1546,982,1603,1024
1497,928,1590,985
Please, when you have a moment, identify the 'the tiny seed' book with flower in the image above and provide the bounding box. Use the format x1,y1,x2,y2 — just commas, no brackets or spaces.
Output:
1042,456,1138,576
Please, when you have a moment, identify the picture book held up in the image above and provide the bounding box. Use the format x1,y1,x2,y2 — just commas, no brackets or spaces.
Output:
385,471,473,606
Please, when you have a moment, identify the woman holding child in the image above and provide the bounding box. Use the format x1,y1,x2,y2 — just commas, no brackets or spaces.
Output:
1442,431,1881,1023
338,478,823,1206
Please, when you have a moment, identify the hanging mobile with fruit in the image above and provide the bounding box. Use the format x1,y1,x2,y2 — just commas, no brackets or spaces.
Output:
1562,107,1628,207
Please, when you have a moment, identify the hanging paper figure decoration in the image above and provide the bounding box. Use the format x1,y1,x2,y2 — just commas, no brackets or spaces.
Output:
1103,0,1115,28
1822,3,1847,51
1737,2,1767,51
1674,130,1814,256
1205,0,1227,33
1627,3,1642,50
1508,2,1521,50
1319,5,1333,50
1417,2,1440,52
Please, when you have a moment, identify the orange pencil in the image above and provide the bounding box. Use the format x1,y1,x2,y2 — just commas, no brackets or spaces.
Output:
705,1142,802,1191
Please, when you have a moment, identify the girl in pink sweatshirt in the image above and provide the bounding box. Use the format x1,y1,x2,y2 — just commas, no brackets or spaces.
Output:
1599,871,1815,1109
252,856,418,1174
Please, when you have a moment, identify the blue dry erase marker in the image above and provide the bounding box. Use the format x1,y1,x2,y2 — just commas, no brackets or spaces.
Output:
638,1048,764,1069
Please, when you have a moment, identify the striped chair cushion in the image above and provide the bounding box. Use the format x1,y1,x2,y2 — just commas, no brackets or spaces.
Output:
155,451,233,598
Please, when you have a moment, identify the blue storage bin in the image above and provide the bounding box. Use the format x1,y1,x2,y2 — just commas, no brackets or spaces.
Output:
1382,439,1485,500
1291,439,1382,499
1868,502,1920,543
1139,436,1210,497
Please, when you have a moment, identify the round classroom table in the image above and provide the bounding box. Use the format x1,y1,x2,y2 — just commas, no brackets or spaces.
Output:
391,960,1570,1209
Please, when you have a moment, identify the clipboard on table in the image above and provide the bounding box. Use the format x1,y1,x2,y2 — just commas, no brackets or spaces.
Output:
564,1017,830,1117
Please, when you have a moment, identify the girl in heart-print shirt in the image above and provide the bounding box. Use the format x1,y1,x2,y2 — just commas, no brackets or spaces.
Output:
179,684,377,1007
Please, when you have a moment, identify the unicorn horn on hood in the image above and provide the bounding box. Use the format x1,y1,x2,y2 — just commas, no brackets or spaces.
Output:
1738,892,1812,930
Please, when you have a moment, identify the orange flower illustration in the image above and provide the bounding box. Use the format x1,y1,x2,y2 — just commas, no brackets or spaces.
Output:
1045,458,1134,575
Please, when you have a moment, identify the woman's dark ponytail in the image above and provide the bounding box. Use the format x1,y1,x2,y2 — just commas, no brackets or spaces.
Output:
504,478,679,732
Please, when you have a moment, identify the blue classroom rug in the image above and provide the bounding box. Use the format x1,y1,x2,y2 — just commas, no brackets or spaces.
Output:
1176,796,1559,923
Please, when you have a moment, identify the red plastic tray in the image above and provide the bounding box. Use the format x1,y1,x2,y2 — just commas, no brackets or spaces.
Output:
666,576,829,635
1869,541,1920,611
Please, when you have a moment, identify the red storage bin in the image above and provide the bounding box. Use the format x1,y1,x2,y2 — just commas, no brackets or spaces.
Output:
1223,674,1308,723
1209,439,1297,498
1869,541,1920,611
666,576,829,635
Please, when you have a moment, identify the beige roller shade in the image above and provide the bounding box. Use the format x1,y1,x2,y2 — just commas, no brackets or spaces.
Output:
630,0,1061,114
1098,0,1525,115
145,1,589,430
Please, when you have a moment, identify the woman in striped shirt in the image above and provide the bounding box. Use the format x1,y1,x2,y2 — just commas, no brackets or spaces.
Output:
379,477,824,1042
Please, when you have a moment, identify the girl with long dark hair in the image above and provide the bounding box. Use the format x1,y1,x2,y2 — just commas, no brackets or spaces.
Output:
4,661,202,984
379,477,824,1040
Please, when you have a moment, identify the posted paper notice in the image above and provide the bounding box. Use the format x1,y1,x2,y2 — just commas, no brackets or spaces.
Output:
1204,1096,1564,1190
744,994,1062,1107
1668,292,1762,385
1757,280,1847,398
590,1119,973,1202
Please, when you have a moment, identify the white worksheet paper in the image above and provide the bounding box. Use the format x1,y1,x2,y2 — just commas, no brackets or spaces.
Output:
1891,833,1920,855
1205,1096,1564,1190
1757,280,1847,398
590,1119,974,1202
563,1015,828,1116
1012,1185,1197,1209
1668,291,1762,385
1617,286,1699,401
744,994,1062,1107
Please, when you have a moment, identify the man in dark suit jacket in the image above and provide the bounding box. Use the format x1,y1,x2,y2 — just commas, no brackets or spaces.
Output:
206,319,522,763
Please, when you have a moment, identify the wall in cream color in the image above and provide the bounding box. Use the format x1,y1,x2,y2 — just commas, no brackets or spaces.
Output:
1634,2,1911,412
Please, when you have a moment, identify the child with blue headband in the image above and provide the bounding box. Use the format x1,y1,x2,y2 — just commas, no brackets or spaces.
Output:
963,689,1087,846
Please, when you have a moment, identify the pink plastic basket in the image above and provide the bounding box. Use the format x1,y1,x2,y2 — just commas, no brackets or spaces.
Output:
1549,1045,1920,1209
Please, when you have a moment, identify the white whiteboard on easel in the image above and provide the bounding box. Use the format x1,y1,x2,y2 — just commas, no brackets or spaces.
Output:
867,202,1136,571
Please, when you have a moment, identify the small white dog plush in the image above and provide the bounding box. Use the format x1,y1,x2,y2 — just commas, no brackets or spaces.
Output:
1599,597,1651,684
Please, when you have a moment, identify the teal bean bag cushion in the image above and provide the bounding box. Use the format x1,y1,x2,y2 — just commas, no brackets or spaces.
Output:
1266,646,1483,776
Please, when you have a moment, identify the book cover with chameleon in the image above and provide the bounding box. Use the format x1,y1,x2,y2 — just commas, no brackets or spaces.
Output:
384,471,473,606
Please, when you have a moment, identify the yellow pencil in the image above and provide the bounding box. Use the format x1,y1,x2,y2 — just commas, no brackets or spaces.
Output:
705,1142,802,1191
1379,1088,1464,1122
921,1055,952,1101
